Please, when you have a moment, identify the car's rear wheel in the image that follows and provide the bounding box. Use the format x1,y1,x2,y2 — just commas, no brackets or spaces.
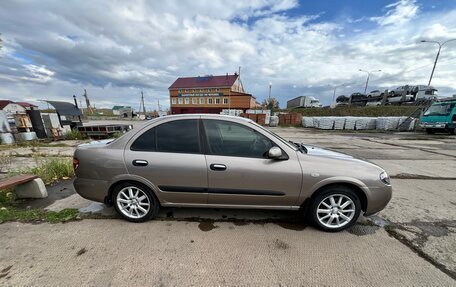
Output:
112,182,159,222
310,186,361,232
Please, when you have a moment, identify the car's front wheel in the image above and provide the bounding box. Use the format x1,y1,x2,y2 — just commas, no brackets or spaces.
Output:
112,182,159,222
310,186,361,232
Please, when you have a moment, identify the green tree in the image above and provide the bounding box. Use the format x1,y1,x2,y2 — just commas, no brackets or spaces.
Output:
261,97,280,112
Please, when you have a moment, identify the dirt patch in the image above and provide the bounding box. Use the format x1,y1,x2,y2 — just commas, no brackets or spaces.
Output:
274,239,290,250
76,248,87,256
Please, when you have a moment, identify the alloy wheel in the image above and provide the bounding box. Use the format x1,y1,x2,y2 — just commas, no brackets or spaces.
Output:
316,194,356,229
116,186,151,219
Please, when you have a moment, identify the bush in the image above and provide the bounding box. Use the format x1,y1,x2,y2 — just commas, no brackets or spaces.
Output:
64,129,88,140
12,158,74,185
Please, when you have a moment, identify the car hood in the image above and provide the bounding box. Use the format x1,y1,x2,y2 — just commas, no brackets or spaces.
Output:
302,145,354,159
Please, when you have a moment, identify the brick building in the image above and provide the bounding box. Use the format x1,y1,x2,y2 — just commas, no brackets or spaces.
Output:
169,73,257,114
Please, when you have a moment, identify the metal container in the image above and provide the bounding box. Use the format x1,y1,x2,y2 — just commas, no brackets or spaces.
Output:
15,132,37,141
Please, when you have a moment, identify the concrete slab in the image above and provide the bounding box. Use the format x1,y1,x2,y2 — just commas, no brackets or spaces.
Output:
14,178,47,199
0,220,454,286
379,179,456,274
381,179,456,223
371,160,456,178
342,148,448,160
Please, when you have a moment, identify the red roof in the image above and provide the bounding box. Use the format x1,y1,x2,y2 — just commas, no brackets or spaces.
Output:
16,102,38,108
169,74,238,89
0,100,13,110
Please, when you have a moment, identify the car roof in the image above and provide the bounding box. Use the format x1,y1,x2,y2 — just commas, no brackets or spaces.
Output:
162,113,254,123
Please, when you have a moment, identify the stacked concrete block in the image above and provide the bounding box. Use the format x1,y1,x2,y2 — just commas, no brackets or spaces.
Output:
318,117,335,130
344,117,357,130
301,117,314,128
333,117,346,130
269,116,279,127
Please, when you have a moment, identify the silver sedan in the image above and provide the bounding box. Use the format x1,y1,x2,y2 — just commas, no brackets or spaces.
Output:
73,114,392,231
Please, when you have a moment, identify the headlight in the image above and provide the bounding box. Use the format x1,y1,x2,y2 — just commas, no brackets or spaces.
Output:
380,171,390,185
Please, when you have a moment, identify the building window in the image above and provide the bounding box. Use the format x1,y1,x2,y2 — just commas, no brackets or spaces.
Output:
215,98,221,104
200,89,204,92
178,89,182,93
192,98,198,104
172,98,176,104
208,88,212,92
178,98,183,104
215,88,220,92
185,98,190,104
200,98,205,104
208,98,213,104
223,98,228,105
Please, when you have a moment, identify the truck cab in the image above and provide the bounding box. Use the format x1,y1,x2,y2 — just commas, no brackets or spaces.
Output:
420,99,456,134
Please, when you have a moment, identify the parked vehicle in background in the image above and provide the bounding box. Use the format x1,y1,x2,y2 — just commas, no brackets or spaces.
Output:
349,93,367,106
336,95,350,104
415,86,438,102
387,94,414,104
420,98,456,134
392,85,414,97
366,100,382,106
367,90,382,98
73,114,392,232
287,96,322,108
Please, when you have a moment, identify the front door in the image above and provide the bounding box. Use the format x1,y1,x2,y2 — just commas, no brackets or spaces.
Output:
124,119,208,204
202,119,302,207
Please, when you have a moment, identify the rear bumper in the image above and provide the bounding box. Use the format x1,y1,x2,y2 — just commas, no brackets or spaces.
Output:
364,185,392,216
73,177,109,203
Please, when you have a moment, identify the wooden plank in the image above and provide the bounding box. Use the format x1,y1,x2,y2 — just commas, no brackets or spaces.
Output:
0,174,38,190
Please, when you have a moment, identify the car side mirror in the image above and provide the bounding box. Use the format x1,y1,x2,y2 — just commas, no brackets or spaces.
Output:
268,147,282,159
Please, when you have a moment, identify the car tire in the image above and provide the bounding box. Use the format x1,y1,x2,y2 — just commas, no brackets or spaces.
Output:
426,128,435,134
449,128,456,135
310,186,361,232
112,182,159,222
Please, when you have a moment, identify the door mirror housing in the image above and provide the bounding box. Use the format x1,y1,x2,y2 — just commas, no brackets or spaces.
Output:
268,147,282,159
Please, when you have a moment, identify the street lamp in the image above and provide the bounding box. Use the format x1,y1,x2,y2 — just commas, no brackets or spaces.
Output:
332,83,353,106
359,69,382,94
421,39,456,86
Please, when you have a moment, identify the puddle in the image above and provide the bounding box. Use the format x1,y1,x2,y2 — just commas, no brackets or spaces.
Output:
368,215,389,227
79,202,105,213
407,221,452,237
198,221,218,232
275,222,306,231
347,224,379,236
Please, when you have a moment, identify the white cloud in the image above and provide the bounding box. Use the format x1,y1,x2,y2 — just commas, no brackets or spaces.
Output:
0,0,455,108
370,0,420,27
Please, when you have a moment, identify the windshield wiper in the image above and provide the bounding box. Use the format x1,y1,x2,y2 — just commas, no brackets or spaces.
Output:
289,141,308,153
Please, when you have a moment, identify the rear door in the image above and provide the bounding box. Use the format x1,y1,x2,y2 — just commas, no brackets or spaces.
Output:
202,119,302,207
124,118,208,204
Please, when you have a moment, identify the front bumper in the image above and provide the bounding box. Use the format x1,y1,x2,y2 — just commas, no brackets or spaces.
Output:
364,185,392,216
73,177,109,203
419,122,448,129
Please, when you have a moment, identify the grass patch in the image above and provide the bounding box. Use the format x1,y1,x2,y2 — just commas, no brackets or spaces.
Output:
0,207,79,223
289,106,423,117
64,129,88,140
10,157,74,185
0,140,71,150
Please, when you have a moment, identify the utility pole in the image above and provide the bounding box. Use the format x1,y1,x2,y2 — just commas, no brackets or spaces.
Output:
359,69,381,94
268,83,272,100
421,39,456,86
140,90,146,114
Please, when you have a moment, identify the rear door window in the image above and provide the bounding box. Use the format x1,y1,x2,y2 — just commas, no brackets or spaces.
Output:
131,120,200,153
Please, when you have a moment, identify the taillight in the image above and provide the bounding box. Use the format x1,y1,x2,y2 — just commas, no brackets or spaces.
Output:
73,157,79,171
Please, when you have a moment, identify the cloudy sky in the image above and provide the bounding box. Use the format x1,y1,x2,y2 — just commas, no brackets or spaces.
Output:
1,0,456,110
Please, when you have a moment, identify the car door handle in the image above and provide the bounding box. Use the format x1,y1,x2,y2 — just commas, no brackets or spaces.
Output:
132,160,148,166
210,164,226,171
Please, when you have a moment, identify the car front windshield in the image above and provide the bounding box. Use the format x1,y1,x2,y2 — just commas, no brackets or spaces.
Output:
424,103,454,116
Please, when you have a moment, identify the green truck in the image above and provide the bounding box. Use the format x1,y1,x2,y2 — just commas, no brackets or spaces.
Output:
420,98,456,134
